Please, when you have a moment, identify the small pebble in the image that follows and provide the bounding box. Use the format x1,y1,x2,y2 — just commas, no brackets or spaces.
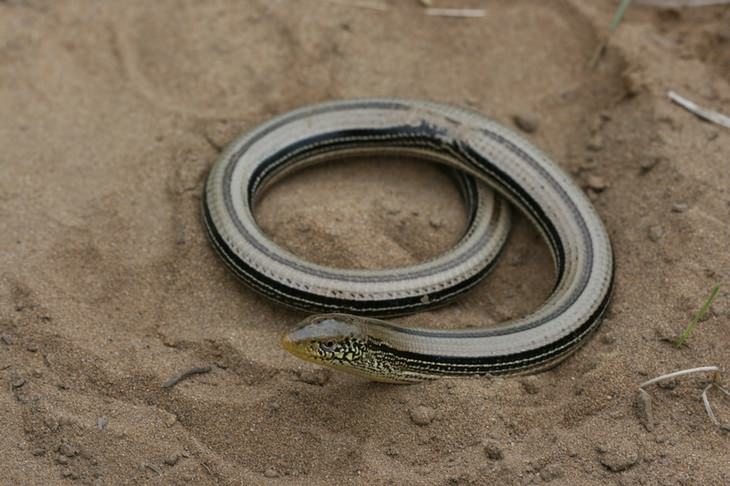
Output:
636,389,654,432
540,464,563,482
56,455,69,465
640,156,663,174
12,377,26,389
483,440,503,460
1,334,13,345
657,379,678,390
623,70,645,97
653,322,675,343
409,405,436,426
97,416,108,430
59,416,74,427
589,115,604,134
429,218,443,229
164,415,177,427
581,157,598,171
296,368,330,386
201,120,233,151
648,225,664,242
26,343,38,352
601,334,616,345
586,134,604,151
58,442,78,457
164,454,180,466
384,446,399,457
513,114,539,134
32,448,46,456
264,468,280,478
585,175,608,192
519,376,540,395
671,203,688,213
44,417,60,431
598,441,639,472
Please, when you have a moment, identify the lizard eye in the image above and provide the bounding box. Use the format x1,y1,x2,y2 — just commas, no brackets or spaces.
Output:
323,341,335,350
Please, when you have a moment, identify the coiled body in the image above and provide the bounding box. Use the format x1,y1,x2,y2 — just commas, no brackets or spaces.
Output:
203,99,614,383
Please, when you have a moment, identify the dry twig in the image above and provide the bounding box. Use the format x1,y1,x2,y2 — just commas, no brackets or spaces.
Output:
323,0,389,11
668,91,730,129
702,383,730,426
640,366,728,428
425,8,485,18
162,366,213,389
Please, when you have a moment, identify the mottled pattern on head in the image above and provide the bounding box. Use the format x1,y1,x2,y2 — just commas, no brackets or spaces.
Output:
282,314,368,363
281,314,409,383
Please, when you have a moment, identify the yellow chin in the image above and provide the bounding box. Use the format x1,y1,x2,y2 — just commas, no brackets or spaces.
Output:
280,331,316,362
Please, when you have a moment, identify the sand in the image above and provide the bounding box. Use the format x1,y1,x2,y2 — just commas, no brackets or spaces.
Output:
1,0,729,484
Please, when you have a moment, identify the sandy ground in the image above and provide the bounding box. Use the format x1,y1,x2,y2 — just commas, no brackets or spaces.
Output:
1,0,729,484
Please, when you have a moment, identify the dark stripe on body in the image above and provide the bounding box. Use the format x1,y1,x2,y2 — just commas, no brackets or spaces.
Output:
206,100,611,343
368,266,613,373
202,194,506,316
233,129,497,283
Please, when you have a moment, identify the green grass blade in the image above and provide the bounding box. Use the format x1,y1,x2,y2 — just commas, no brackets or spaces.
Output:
588,0,634,69
609,0,634,32
674,284,721,349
